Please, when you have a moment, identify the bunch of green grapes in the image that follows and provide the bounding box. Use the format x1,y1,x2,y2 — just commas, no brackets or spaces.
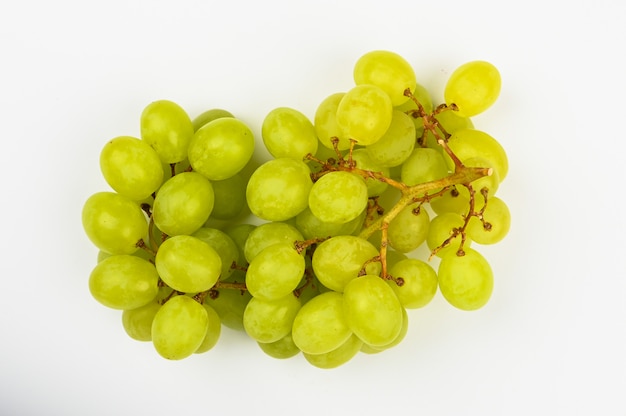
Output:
81,49,510,368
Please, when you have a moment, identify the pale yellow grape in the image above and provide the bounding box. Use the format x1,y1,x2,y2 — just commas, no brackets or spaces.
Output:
291,291,352,355
467,196,511,245
427,212,472,258
336,84,393,146
155,235,222,293
257,333,301,359
438,248,493,310
361,308,409,353
188,117,255,180
194,304,222,354
429,187,469,216
245,243,305,301
394,82,434,115
152,171,214,236
89,255,159,310
342,275,403,347
309,171,368,224
295,207,363,240
246,158,313,222
400,147,450,189
99,136,164,201
303,334,363,369
82,192,148,255
262,107,318,160
192,227,239,281
353,50,417,106
243,221,303,263
445,129,509,181
350,148,389,197
365,110,416,168
122,300,161,341
444,60,501,117
311,235,381,292
140,99,194,164
192,108,234,132
387,204,430,253
388,259,438,309
314,92,351,150
243,294,301,343
151,295,208,360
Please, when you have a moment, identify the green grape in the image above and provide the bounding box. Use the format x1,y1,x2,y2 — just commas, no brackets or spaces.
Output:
303,333,363,369
151,295,209,360
82,192,148,255
204,289,252,331
257,333,301,359
312,235,381,292
427,212,472,258
394,82,434,116
208,173,248,220
314,92,351,150
99,136,164,201
422,109,474,151
353,50,417,106
192,108,234,132
140,99,194,164
152,171,214,236
400,147,449,191
430,187,470,215
246,158,313,222
191,227,239,281
388,258,438,309
445,128,509,181
89,255,159,310
194,304,222,354
291,291,352,355
295,207,363,240
309,171,368,224
122,300,162,341
188,117,254,181
456,156,500,200
336,84,393,146
387,204,430,253
467,196,511,245
438,248,493,310
350,149,389,197
342,275,403,347
444,60,501,117
365,110,416,168
243,294,301,343
361,307,408,353
155,235,222,293
262,107,318,160
246,243,305,301
243,221,303,263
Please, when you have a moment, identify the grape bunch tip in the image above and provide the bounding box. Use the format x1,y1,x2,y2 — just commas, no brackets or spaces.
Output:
82,50,510,368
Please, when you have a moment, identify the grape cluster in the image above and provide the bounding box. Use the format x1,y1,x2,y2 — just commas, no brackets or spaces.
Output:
82,50,510,368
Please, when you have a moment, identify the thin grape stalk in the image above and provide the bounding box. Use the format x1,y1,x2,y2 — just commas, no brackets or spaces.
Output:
305,88,493,281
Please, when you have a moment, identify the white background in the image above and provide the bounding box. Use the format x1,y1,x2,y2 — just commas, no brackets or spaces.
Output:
1,0,624,415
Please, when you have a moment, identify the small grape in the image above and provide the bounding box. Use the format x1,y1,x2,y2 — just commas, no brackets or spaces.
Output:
438,248,494,311
444,60,501,117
